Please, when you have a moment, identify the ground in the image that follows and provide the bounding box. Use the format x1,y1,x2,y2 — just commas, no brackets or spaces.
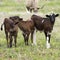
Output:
0,0,60,60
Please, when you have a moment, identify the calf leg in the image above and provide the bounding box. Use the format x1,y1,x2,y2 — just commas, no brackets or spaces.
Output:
14,35,17,47
26,34,29,45
9,35,13,48
23,33,26,45
31,32,33,43
5,32,9,47
44,32,51,48
33,29,36,45
46,34,51,49
31,31,34,44
23,33,29,45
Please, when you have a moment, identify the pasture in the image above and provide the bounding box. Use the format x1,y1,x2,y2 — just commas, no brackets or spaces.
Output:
0,0,60,60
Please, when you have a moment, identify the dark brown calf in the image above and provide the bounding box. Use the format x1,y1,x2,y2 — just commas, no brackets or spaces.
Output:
15,19,35,45
1,18,18,48
31,13,59,48
9,16,20,21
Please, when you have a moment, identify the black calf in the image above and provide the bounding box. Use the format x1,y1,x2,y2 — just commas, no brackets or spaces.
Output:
31,13,59,48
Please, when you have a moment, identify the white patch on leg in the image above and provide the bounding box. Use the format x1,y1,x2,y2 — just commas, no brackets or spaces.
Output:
33,29,36,45
42,19,44,23
46,36,50,49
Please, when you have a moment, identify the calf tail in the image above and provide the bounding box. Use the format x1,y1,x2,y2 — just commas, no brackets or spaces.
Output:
1,23,4,30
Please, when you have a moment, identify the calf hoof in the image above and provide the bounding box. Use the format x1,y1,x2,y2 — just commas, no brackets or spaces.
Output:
46,43,50,49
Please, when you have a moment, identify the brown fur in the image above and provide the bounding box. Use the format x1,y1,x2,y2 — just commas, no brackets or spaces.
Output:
15,19,35,45
31,14,59,47
1,18,18,48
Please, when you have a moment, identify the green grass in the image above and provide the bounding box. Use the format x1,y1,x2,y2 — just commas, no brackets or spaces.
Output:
0,0,60,60
0,0,25,12
38,0,60,13
0,20,60,60
0,29,60,60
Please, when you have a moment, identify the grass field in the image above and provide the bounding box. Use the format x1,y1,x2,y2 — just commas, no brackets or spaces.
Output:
0,0,60,60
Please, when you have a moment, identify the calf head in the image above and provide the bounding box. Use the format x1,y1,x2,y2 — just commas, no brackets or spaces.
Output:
9,16,20,20
10,16,23,24
46,13,59,24
15,18,23,25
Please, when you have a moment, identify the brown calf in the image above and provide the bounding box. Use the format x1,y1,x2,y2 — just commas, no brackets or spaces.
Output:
15,19,35,45
1,17,18,48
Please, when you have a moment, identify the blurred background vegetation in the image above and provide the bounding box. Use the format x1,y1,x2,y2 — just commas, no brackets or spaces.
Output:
0,0,60,13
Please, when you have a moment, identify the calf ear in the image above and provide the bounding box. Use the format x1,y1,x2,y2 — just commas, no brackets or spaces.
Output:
19,18,23,21
55,14,59,17
46,15,50,17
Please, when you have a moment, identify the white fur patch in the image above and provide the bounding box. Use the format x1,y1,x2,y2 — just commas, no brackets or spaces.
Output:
46,36,50,49
42,20,44,23
33,29,36,45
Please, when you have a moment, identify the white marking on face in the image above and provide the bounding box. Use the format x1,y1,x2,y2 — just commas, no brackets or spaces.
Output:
33,29,36,45
46,36,50,49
